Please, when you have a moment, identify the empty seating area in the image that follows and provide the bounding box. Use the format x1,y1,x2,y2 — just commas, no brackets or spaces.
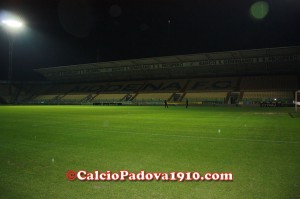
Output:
187,77,239,91
60,94,88,101
105,81,144,93
242,91,294,104
140,79,187,92
45,83,79,94
240,76,298,91
243,91,293,99
2,75,298,106
183,92,227,104
92,94,127,102
134,93,173,102
30,94,60,104
34,95,58,100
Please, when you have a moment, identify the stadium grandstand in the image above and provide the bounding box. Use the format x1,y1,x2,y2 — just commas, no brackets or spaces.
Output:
0,46,299,106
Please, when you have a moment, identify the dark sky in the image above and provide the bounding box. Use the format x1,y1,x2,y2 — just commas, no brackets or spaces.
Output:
0,0,300,81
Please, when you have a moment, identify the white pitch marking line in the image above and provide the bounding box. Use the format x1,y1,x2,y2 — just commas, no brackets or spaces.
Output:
119,131,300,144
43,128,300,145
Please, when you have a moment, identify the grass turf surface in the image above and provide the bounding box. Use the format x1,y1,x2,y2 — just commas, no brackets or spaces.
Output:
0,105,299,199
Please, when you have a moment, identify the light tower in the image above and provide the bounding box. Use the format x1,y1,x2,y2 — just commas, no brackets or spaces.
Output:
1,18,24,101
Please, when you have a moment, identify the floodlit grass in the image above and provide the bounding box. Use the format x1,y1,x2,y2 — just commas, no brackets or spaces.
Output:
0,105,299,199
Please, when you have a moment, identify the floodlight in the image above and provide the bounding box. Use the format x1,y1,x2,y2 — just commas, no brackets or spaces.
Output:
1,19,23,28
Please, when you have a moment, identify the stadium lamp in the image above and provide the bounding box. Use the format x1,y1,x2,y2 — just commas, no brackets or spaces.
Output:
1,18,24,102
1,19,23,28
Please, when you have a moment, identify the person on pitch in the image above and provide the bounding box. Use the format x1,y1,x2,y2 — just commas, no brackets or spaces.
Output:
164,99,168,108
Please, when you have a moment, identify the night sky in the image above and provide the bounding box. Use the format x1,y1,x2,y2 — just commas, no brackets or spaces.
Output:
0,0,300,81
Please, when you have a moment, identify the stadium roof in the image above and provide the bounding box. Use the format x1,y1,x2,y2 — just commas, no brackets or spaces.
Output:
35,46,300,82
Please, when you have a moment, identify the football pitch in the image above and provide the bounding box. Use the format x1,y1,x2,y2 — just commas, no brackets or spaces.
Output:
0,105,299,199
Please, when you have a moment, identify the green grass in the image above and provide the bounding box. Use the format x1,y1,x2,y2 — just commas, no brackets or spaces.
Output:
0,105,299,199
